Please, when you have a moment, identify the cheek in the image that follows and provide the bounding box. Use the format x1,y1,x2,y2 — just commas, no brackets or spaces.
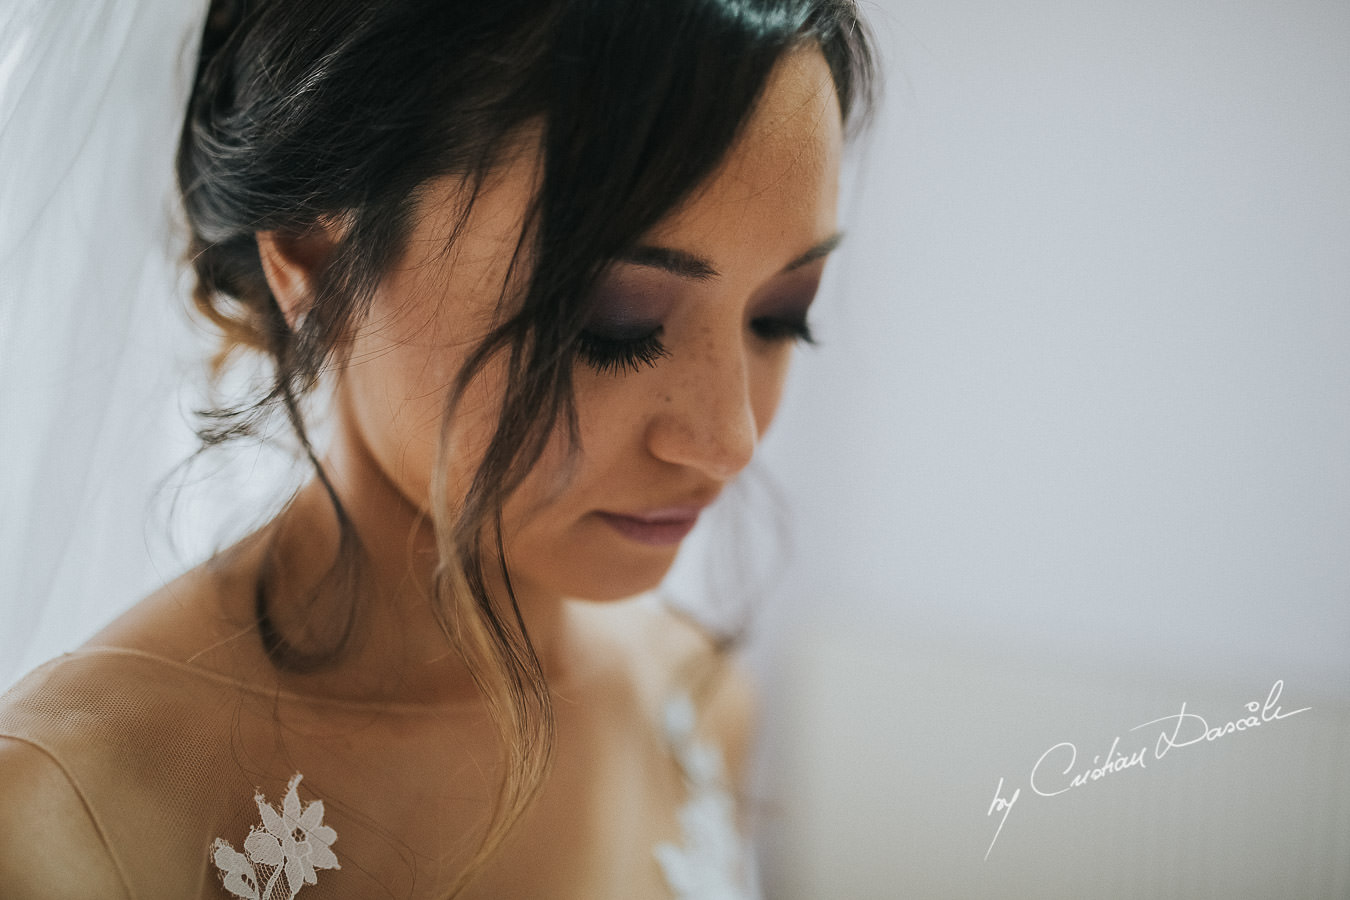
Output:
496,374,636,533
341,309,505,513
562,364,648,469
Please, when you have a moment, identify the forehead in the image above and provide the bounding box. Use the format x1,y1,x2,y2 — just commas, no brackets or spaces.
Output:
638,47,844,268
723,47,843,192
391,47,842,292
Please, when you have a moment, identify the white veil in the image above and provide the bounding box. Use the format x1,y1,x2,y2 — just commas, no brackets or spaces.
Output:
0,0,211,687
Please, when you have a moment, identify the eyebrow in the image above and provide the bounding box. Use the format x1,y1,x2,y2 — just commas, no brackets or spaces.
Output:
619,231,845,281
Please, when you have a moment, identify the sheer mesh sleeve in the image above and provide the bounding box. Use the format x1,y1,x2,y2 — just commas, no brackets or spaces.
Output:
0,653,240,898
0,735,132,899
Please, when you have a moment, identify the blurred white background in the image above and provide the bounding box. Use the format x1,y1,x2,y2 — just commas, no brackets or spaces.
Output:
720,0,1350,895
749,0,1350,702
3,0,1348,896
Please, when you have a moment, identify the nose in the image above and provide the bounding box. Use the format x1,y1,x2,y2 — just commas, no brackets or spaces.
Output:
645,334,759,481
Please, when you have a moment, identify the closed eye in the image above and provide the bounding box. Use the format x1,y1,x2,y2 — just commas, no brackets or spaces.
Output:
576,328,669,375
750,316,815,345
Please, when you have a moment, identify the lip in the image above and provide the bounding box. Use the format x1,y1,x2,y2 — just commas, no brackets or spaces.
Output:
594,506,704,547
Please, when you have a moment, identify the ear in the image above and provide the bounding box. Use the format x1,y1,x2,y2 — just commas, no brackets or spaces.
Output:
256,226,340,330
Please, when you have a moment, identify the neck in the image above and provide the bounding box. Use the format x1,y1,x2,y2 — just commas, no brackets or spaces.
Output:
255,432,577,706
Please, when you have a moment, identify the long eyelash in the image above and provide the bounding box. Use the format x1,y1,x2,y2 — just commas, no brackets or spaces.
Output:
577,318,812,375
751,317,816,345
576,329,670,375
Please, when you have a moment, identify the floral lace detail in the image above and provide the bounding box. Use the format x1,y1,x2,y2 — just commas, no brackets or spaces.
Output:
212,774,339,900
206,700,745,899
654,694,753,900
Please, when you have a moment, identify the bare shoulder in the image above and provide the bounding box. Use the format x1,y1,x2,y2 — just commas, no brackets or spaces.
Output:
84,537,268,671
0,737,130,899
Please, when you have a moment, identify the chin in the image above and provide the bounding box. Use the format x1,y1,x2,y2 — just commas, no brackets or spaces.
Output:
518,552,679,604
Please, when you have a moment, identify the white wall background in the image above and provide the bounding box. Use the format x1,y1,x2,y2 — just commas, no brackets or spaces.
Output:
751,0,1350,695
730,0,1350,895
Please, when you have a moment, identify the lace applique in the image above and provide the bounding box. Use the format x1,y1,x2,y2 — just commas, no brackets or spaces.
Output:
212,774,339,900
654,694,753,900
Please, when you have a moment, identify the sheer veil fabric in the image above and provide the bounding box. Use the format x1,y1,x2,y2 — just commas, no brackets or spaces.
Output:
0,0,209,688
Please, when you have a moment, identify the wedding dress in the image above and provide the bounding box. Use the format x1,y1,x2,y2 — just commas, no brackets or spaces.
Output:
0,599,757,899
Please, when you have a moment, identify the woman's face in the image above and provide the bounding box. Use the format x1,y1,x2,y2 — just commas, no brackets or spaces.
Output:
338,47,843,603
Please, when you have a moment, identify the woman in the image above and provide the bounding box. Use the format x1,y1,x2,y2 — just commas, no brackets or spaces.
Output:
0,0,874,896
